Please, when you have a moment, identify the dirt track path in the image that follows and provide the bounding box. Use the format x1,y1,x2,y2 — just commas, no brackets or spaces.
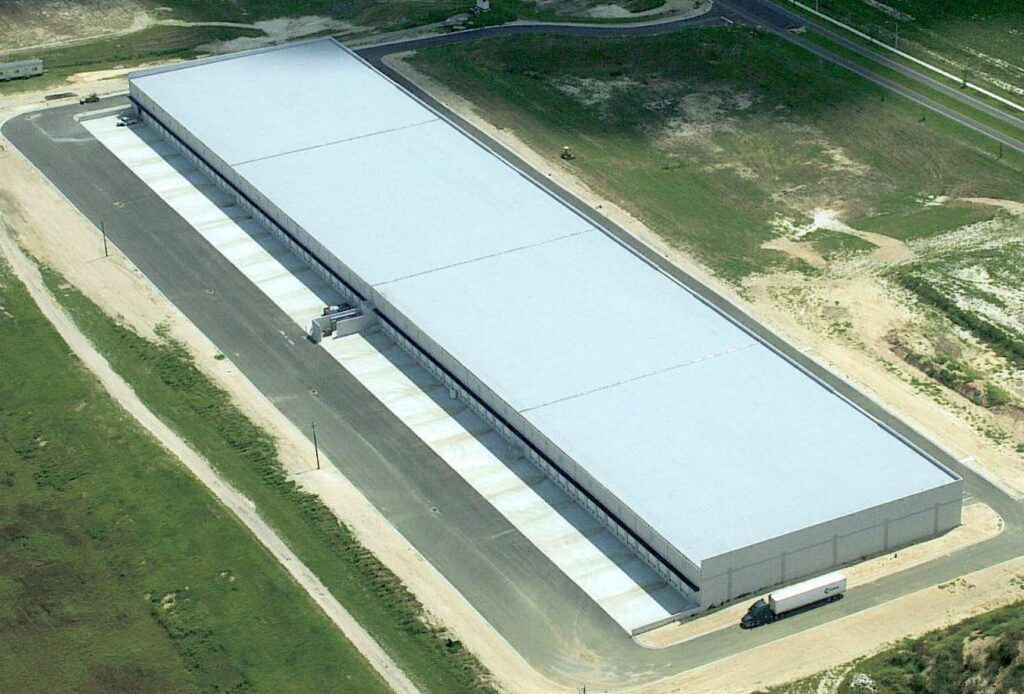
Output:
0,225,419,694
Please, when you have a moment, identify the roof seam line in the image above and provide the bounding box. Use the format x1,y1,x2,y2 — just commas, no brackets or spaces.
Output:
373,227,595,287
520,341,761,414
230,117,440,167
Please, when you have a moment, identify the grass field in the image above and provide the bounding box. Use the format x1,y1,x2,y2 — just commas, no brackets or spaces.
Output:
773,598,1024,693
851,202,998,241
412,29,1024,280
35,264,493,693
800,0,1024,102
0,256,388,691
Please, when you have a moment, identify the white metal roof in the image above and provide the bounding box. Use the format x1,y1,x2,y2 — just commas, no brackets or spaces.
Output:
234,120,594,285
130,39,958,566
1,59,42,69
131,40,436,166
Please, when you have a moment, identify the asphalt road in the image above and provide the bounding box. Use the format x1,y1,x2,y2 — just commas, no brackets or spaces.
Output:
715,0,1024,156
4,31,1023,687
735,0,1024,135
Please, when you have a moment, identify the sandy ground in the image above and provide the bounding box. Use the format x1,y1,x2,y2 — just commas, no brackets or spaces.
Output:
0,222,419,694
765,208,912,268
190,16,368,54
762,236,828,269
587,0,709,19
638,502,1004,648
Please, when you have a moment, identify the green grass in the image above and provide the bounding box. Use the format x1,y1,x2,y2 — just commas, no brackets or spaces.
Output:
0,25,261,95
35,263,493,693
852,203,997,241
411,29,1024,280
771,598,1024,693
0,256,388,692
805,229,876,259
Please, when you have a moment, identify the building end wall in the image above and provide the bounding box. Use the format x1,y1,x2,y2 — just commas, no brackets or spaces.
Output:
698,479,962,608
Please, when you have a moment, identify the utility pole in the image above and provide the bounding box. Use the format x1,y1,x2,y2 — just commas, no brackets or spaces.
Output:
312,421,321,470
101,221,109,257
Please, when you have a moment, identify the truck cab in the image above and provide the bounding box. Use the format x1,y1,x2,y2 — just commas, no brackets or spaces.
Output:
740,598,775,629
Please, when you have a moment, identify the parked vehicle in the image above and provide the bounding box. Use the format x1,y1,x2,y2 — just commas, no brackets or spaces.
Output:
741,571,846,628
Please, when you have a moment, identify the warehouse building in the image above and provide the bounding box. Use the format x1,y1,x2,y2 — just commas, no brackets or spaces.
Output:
128,39,962,609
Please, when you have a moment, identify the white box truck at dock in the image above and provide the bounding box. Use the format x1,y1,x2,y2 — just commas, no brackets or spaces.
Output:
741,572,847,628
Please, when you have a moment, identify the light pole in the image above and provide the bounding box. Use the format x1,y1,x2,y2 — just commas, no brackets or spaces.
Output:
101,221,109,257
312,421,321,470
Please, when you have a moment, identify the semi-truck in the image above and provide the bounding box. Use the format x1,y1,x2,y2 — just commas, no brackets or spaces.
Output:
740,571,846,628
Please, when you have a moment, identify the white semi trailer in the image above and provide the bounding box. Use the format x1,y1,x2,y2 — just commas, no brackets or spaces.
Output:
741,571,846,628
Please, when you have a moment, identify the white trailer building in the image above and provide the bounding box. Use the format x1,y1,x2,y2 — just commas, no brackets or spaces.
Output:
0,59,43,82
127,39,962,609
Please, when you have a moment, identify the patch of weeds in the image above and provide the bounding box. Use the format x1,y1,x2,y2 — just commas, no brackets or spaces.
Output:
829,320,854,337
